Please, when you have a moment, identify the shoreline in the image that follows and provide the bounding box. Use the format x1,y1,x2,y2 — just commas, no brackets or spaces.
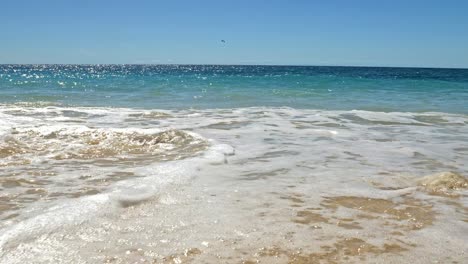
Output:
0,105,466,263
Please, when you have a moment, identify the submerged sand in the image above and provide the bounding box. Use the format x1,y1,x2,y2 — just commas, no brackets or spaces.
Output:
0,106,467,263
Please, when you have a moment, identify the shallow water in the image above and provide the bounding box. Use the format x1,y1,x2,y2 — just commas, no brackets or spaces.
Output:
0,65,467,263
0,105,466,263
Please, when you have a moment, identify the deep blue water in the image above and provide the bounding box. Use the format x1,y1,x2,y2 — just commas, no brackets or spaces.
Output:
0,65,467,113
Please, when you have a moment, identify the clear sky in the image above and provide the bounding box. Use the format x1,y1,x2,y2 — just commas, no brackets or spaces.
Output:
1,0,467,68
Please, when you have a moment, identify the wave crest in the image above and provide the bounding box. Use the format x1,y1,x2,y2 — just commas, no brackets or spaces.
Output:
1,128,207,162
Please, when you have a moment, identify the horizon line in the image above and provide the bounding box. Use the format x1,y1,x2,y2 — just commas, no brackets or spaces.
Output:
1,63,467,70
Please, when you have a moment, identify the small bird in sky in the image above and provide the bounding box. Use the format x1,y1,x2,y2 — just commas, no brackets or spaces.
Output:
221,40,226,43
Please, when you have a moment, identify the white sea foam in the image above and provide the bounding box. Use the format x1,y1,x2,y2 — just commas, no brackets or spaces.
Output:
0,105,467,263
0,139,232,251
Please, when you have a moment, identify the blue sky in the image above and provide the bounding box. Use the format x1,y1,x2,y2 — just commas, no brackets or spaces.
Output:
1,0,467,67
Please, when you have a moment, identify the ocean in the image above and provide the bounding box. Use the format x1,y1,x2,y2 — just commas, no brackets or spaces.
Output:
0,65,467,263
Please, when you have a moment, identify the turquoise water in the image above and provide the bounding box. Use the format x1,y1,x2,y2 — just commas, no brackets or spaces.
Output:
1,65,467,113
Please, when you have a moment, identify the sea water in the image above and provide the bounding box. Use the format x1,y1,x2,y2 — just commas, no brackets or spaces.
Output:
0,65,467,263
